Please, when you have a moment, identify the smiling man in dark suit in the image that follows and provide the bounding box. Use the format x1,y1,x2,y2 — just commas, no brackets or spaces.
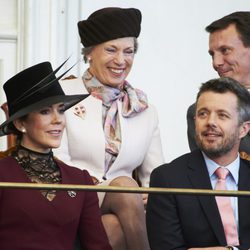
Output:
147,77,250,250
187,12,250,154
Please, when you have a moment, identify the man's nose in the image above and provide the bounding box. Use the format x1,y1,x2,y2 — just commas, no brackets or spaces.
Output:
213,53,224,70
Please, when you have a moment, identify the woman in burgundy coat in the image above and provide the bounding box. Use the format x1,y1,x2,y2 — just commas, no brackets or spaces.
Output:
0,61,112,250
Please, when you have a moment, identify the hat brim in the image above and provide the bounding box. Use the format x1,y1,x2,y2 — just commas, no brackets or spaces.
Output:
0,94,89,136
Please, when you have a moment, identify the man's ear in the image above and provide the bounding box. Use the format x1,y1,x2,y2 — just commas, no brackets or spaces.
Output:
239,121,250,139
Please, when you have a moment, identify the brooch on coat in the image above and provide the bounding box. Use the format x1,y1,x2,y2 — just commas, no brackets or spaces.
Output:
68,190,77,198
73,104,86,119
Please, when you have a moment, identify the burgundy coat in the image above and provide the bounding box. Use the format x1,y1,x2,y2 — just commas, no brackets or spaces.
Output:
0,156,111,250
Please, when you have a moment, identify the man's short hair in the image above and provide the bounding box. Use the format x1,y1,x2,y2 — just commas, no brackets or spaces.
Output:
196,77,250,123
205,11,250,47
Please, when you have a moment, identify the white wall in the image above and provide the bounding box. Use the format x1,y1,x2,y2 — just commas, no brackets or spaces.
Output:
1,0,250,161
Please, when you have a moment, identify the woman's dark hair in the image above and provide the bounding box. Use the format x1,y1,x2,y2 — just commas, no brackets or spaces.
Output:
10,115,28,142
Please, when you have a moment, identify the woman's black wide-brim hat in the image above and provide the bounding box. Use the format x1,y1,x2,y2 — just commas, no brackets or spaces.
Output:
0,60,88,136
78,7,142,47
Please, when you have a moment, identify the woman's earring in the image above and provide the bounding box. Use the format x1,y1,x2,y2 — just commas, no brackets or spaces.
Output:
22,128,26,133
88,57,92,62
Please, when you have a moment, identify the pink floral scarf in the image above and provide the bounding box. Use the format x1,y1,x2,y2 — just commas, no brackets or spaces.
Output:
83,70,148,174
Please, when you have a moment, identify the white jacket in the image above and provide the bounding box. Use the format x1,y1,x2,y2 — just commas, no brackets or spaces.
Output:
53,78,164,187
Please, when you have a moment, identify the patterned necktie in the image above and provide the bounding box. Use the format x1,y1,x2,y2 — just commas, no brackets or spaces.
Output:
215,167,239,246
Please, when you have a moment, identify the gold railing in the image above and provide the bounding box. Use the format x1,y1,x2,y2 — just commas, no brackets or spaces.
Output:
0,182,250,197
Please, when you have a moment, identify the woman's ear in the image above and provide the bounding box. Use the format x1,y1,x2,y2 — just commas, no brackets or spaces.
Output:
13,119,26,133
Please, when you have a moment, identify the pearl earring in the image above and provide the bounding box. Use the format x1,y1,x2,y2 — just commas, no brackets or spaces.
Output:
88,57,92,62
22,128,26,133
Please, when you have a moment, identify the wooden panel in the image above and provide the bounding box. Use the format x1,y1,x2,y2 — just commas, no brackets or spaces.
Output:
0,102,16,148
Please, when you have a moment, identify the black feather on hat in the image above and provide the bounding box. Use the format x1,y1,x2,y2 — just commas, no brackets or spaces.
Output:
0,60,89,136
78,7,142,47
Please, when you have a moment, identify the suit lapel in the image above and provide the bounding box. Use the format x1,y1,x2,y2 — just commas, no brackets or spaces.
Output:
238,159,250,241
187,151,226,245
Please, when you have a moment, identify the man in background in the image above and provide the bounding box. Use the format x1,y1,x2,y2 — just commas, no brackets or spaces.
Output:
187,11,250,154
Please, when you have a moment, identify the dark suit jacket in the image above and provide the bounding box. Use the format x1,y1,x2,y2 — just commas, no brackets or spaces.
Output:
146,150,250,250
187,103,250,154
0,156,111,250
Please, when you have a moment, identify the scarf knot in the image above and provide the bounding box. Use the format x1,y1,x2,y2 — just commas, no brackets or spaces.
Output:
83,70,148,174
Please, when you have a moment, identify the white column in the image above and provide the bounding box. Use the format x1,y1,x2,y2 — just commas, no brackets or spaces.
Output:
18,0,82,75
